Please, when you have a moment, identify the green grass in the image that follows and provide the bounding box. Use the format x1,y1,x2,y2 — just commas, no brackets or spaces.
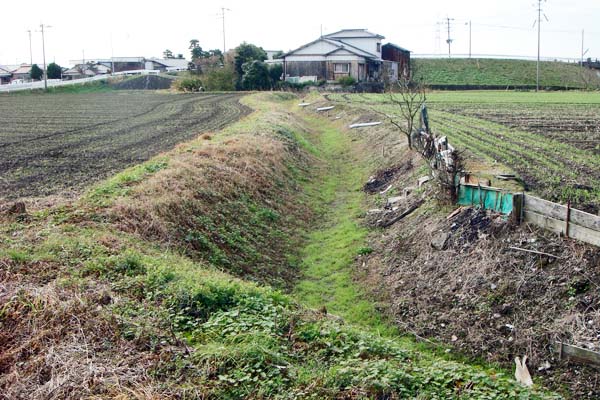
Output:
326,91,600,208
426,90,600,104
413,58,600,89
293,115,393,334
0,92,561,398
331,90,600,105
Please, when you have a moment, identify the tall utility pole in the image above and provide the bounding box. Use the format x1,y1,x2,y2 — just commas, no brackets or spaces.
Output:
581,29,589,68
534,0,547,92
39,23,51,91
27,30,33,66
444,17,454,58
110,33,115,75
435,22,441,54
468,20,472,58
581,30,584,66
218,7,231,55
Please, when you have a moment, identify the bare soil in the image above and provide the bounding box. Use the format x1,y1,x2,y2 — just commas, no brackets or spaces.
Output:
0,92,249,201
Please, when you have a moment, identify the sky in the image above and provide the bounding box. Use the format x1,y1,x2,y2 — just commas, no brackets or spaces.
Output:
1,0,599,67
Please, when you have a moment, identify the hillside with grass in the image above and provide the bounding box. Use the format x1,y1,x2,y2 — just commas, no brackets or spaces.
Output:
0,93,560,398
413,58,600,89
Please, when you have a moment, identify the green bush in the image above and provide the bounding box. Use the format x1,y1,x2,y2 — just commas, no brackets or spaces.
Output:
204,67,236,91
336,76,356,87
173,77,204,92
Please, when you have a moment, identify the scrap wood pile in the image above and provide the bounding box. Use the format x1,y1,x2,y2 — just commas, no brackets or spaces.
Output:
359,150,600,396
361,160,600,395
389,203,600,396
411,105,464,201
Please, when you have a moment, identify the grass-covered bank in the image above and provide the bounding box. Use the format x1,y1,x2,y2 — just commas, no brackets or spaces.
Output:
413,58,600,89
0,93,559,398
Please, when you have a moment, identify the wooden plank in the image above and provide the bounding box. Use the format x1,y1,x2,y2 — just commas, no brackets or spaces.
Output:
524,210,600,247
555,342,600,366
524,195,600,231
512,193,523,224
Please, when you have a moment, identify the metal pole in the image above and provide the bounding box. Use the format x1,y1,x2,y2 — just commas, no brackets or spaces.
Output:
27,30,33,66
536,0,541,92
447,17,451,57
581,29,584,67
110,33,114,75
41,24,48,91
469,21,472,58
222,7,226,55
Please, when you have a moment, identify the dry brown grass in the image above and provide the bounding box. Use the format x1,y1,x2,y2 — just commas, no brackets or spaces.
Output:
0,95,316,398
109,131,310,285
1,266,141,399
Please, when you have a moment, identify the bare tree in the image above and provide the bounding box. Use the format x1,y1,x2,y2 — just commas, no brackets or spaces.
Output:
386,76,427,149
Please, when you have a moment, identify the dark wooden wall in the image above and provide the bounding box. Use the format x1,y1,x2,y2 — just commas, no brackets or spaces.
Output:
382,45,410,77
284,61,327,80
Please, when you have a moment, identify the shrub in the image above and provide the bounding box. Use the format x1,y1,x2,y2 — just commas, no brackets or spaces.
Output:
30,64,43,81
173,77,204,92
47,63,62,79
204,67,236,91
241,60,271,90
337,76,356,87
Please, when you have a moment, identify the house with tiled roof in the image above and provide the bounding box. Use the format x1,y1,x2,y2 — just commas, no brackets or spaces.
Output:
281,29,410,83
0,66,12,84
10,64,32,81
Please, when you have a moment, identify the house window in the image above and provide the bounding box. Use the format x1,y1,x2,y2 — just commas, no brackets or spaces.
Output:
334,63,350,73
377,43,381,52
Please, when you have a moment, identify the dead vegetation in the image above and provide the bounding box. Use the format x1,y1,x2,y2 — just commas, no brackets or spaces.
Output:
0,260,172,399
0,95,315,398
109,130,312,287
312,93,600,398
359,155,600,398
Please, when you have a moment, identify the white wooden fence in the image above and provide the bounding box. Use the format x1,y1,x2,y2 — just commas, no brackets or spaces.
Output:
0,74,108,93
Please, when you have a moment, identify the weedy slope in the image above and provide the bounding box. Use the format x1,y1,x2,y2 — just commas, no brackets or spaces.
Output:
0,93,558,399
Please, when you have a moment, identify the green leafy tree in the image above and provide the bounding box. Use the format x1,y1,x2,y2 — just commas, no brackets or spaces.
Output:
189,39,206,61
30,64,43,80
241,60,270,90
208,49,223,59
234,43,267,88
46,62,62,79
163,49,174,58
204,66,236,91
269,64,283,88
